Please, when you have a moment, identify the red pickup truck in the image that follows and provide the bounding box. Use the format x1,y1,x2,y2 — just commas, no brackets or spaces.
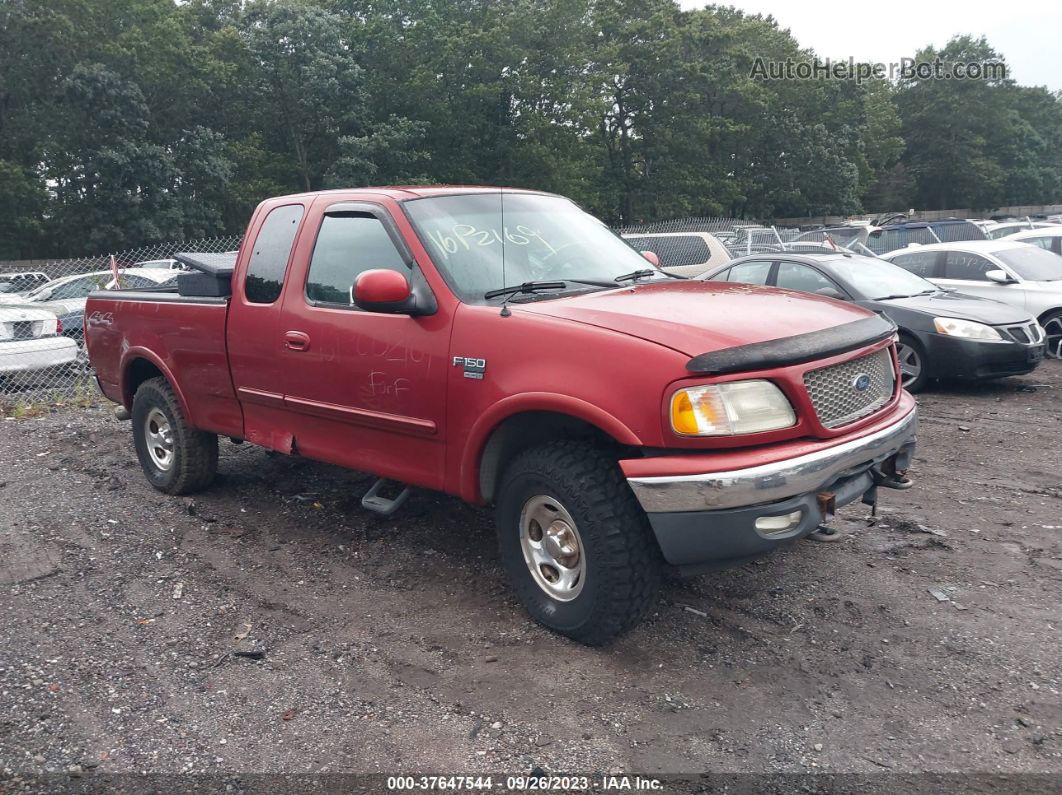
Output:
86,187,917,644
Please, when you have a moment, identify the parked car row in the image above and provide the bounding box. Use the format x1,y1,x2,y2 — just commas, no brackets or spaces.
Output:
0,264,177,385
621,225,1062,390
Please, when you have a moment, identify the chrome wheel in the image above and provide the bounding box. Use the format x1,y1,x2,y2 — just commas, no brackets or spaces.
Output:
1043,316,1062,359
144,407,174,472
896,342,923,388
519,495,586,602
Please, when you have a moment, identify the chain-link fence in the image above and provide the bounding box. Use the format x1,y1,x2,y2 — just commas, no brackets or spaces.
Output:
0,236,241,405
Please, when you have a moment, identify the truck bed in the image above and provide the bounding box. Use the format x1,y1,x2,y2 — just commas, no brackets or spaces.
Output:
85,287,242,437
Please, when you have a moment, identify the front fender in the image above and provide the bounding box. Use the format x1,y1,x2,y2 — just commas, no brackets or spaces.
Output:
458,391,644,503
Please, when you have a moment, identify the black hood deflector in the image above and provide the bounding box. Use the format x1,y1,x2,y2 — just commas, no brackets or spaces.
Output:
686,314,897,375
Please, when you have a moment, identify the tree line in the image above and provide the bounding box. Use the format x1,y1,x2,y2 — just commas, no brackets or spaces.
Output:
1,0,1060,259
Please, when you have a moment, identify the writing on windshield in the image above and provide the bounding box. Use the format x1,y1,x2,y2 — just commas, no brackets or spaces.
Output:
424,224,557,261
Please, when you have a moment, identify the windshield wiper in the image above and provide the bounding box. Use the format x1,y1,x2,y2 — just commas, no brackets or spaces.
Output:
484,281,569,300
614,269,687,284
876,289,937,300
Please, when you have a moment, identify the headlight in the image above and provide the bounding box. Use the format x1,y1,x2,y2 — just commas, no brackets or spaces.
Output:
670,380,796,436
933,317,1003,342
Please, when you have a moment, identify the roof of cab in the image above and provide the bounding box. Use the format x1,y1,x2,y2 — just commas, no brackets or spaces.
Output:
262,185,559,203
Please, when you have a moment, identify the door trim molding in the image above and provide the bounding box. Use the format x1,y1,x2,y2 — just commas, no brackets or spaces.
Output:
282,395,437,436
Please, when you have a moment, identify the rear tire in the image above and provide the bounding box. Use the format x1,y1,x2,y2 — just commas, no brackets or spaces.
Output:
495,440,662,645
896,333,929,393
132,376,217,495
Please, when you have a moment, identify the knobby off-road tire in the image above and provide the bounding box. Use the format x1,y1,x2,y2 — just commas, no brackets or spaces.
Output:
132,376,218,495
496,440,662,645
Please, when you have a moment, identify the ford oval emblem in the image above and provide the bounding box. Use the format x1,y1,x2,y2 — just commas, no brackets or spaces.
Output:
852,374,872,392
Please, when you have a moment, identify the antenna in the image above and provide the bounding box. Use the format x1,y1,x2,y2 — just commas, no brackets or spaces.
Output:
499,184,510,316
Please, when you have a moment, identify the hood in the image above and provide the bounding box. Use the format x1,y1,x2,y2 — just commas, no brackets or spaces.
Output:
514,280,876,357
880,291,1032,324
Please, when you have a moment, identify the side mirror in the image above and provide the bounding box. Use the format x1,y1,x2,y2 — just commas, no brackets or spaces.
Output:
985,269,1015,284
640,250,661,267
352,269,423,315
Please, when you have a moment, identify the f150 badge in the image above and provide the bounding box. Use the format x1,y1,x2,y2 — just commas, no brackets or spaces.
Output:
453,356,486,380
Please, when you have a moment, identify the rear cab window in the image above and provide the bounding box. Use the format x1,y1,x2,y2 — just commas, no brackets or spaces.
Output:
245,204,305,304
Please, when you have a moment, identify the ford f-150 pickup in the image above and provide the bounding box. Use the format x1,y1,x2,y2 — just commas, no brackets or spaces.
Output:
85,187,917,644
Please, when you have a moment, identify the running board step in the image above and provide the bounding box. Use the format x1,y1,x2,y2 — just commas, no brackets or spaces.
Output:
361,479,410,516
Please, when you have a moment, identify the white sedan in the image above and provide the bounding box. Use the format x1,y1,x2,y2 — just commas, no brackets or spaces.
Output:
882,240,1062,358
0,305,78,375
1008,227,1062,257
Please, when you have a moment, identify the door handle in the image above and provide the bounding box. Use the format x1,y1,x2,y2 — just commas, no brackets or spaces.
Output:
284,331,311,351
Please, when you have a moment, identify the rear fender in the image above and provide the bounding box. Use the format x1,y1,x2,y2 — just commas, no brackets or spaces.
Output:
120,347,192,421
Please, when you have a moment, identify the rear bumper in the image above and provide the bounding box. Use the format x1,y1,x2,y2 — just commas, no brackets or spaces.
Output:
0,336,78,373
626,406,917,570
921,333,1044,380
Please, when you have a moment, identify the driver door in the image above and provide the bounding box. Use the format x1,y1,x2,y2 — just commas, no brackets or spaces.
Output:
276,199,451,490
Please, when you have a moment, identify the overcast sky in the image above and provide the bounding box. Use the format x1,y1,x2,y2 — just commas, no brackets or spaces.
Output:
678,0,1062,91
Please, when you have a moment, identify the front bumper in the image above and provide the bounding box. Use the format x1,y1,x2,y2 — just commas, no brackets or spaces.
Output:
626,407,917,571
921,333,1044,380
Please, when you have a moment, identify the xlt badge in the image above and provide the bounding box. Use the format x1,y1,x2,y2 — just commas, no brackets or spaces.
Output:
453,356,487,380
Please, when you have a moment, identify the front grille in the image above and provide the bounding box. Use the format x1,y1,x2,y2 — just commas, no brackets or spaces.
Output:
999,321,1044,345
803,348,895,429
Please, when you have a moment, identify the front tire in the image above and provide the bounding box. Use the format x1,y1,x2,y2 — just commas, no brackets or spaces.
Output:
132,376,218,495
1039,310,1062,359
896,333,929,393
495,441,662,645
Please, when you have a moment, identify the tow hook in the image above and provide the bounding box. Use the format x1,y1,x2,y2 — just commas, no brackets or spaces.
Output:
808,491,844,541
875,460,913,490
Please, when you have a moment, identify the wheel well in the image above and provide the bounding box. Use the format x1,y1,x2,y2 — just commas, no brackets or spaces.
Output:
1037,307,1062,323
478,411,626,504
123,357,164,406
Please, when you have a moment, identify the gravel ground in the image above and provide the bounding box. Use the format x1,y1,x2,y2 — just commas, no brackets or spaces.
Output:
1,363,1060,790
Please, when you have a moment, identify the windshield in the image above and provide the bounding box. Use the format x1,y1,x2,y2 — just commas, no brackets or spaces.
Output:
995,245,1062,281
0,283,16,294
831,257,938,299
404,193,654,302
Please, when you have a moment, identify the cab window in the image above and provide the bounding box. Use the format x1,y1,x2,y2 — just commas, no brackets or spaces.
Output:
726,260,772,285
775,262,843,296
942,251,997,281
889,251,939,278
305,213,408,306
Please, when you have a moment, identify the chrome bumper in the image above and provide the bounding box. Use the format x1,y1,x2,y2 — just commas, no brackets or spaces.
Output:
627,408,918,514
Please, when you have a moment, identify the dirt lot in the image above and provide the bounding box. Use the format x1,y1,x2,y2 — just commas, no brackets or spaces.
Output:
1,363,1060,789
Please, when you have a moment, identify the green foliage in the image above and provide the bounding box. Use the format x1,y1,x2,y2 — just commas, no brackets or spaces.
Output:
0,1,1059,258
